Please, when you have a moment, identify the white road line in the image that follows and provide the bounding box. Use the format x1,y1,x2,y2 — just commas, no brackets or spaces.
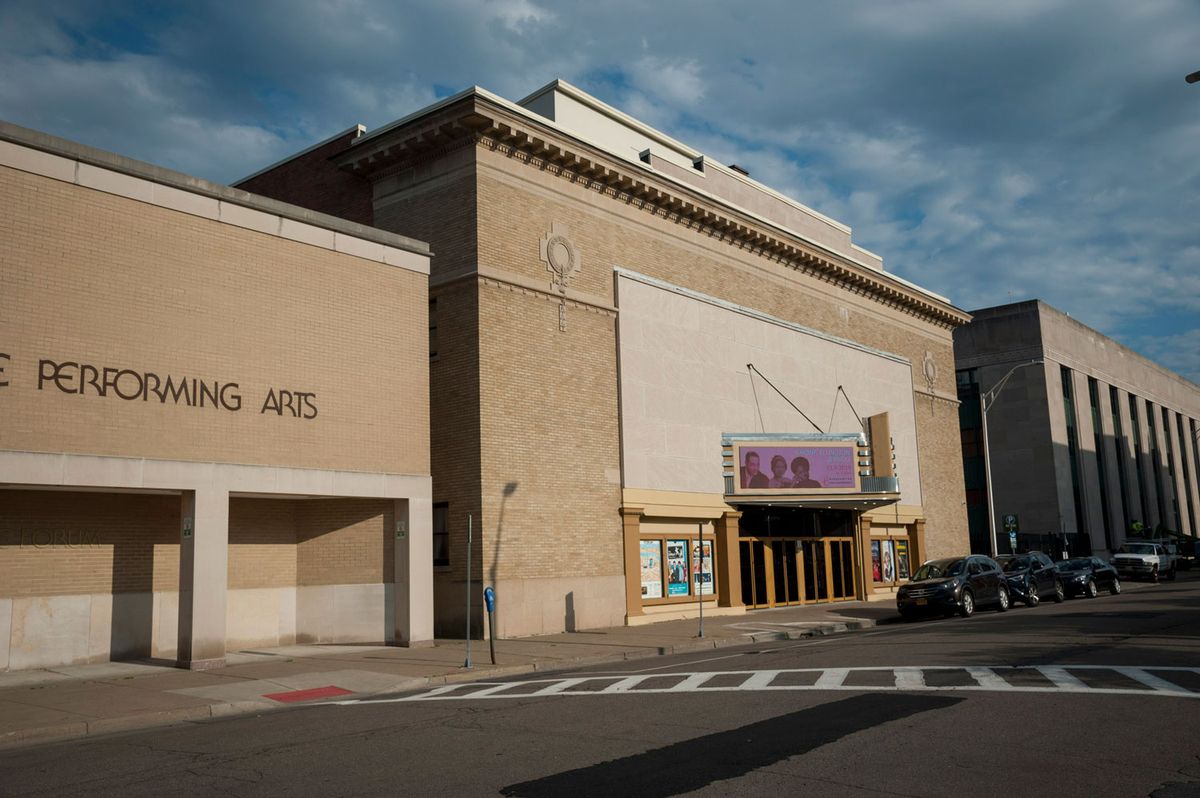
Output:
814,668,849,688
1112,667,1194,695
1037,666,1090,691
740,670,780,690
466,683,528,698
669,673,715,691
966,667,1011,690
600,677,648,693
894,668,926,690
537,678,590,695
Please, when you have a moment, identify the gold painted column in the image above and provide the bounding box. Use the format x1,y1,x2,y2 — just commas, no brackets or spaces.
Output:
857,513,874,600
912,518,927,568
715,510,743,608
621,506,644,620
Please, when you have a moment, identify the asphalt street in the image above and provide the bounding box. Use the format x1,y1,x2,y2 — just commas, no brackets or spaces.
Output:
2,576,1198,797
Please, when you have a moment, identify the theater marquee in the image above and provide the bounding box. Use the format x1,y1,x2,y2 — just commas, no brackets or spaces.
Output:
723,434,869,496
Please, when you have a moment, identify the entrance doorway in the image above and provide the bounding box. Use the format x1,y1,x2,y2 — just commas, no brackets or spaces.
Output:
739,537,856,607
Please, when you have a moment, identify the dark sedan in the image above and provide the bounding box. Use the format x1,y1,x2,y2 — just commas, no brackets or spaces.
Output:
1055,557,1122,598
897,555,1011,619
996,551,1065,606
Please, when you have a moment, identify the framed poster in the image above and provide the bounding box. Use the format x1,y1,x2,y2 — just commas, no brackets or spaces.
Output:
639,540,663,599
895,539,910,580
666,539,689,596
871,540,882,582
691,540,714,596
880,539,895,583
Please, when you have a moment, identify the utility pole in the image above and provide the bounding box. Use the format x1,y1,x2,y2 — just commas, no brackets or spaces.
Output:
981,359,1044,557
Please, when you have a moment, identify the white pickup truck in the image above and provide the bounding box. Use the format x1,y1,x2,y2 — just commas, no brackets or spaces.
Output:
1111,542,1174,582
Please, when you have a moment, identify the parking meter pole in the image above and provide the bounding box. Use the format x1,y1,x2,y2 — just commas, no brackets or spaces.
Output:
484,586,496,665
463,515,472,669
697,521,704,639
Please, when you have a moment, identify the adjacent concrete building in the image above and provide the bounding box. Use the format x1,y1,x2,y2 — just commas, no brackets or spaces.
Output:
240,79,973,635
0,123,434,671
955,301,1200,559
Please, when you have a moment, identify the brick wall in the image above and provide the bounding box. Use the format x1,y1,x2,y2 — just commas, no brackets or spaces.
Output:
477,285,623,581
0,492,396,598
228,498,298,590
235,128,373,226
0,164,428,476
0,490,180,597
296,498,393,586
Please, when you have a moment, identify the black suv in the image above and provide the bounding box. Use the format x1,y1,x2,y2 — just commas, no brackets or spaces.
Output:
997,551,1065,606
897,555,1011,619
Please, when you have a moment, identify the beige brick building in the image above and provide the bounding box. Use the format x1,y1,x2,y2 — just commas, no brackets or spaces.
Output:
0,122,434,671
239,79,973,636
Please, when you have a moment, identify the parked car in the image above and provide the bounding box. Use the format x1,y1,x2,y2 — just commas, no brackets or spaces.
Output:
897,555,1011,619
996,551,1065,606
1056,557,1122,597
1111,542,1175,582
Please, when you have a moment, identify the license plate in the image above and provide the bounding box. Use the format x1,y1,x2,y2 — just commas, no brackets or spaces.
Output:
915,599,928,606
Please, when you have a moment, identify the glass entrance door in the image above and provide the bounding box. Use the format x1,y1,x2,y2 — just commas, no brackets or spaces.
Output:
741,537,856,607
800,537,856,603
740,540,770,608
771,540,802,606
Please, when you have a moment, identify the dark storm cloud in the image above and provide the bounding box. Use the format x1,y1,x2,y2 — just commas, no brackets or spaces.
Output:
1,0,1197,378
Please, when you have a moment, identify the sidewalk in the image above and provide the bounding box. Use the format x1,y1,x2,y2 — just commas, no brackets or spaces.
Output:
0,601,897,749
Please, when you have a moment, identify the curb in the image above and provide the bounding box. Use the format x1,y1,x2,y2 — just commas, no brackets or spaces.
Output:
0,617,878,750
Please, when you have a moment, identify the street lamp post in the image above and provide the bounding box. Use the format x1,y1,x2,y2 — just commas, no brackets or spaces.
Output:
980,359,1045,558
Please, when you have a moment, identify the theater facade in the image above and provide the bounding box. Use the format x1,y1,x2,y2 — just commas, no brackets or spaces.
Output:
0,123,434,671
239,79,973,637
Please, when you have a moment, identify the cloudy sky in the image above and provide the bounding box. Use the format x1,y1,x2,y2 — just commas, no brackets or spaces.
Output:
3,1,1198,381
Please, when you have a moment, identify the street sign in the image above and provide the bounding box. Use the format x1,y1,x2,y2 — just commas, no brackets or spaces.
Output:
1003,514,1019,533
1009,531,1018,552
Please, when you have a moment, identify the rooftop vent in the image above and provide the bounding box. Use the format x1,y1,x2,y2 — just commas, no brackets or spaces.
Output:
728,163,750,176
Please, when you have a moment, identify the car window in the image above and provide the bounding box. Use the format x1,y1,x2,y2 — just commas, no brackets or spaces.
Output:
1091,558,1104,568
1002,556,1031,572
968,560,982,575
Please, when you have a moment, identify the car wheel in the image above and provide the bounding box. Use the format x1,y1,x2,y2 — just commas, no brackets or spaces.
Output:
1110,576,1122,595
996,586,1010,612
1150,565,1159,583
959,590,975,618
1053,580,1065,603
1085,578,1098,598
1025,581,1039,607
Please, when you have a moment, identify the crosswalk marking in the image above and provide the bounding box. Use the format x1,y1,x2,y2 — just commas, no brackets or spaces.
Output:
669,673,716,691
894,667,926,690
814,668,849,688
1038,666,1090,691
966,666,1010,690
1112,666,1194,695
336,665,1200,706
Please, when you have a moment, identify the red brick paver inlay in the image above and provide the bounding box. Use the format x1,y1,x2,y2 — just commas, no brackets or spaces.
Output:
263,685,353,703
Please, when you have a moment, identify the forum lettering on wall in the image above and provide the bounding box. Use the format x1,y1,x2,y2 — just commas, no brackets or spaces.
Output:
0,352,318,419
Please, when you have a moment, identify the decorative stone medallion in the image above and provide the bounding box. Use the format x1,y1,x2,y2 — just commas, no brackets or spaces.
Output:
539,223,581,331
922,350,938,391
540,223,580,294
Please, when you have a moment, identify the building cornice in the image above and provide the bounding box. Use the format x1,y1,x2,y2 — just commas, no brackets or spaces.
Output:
332,92,971,330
